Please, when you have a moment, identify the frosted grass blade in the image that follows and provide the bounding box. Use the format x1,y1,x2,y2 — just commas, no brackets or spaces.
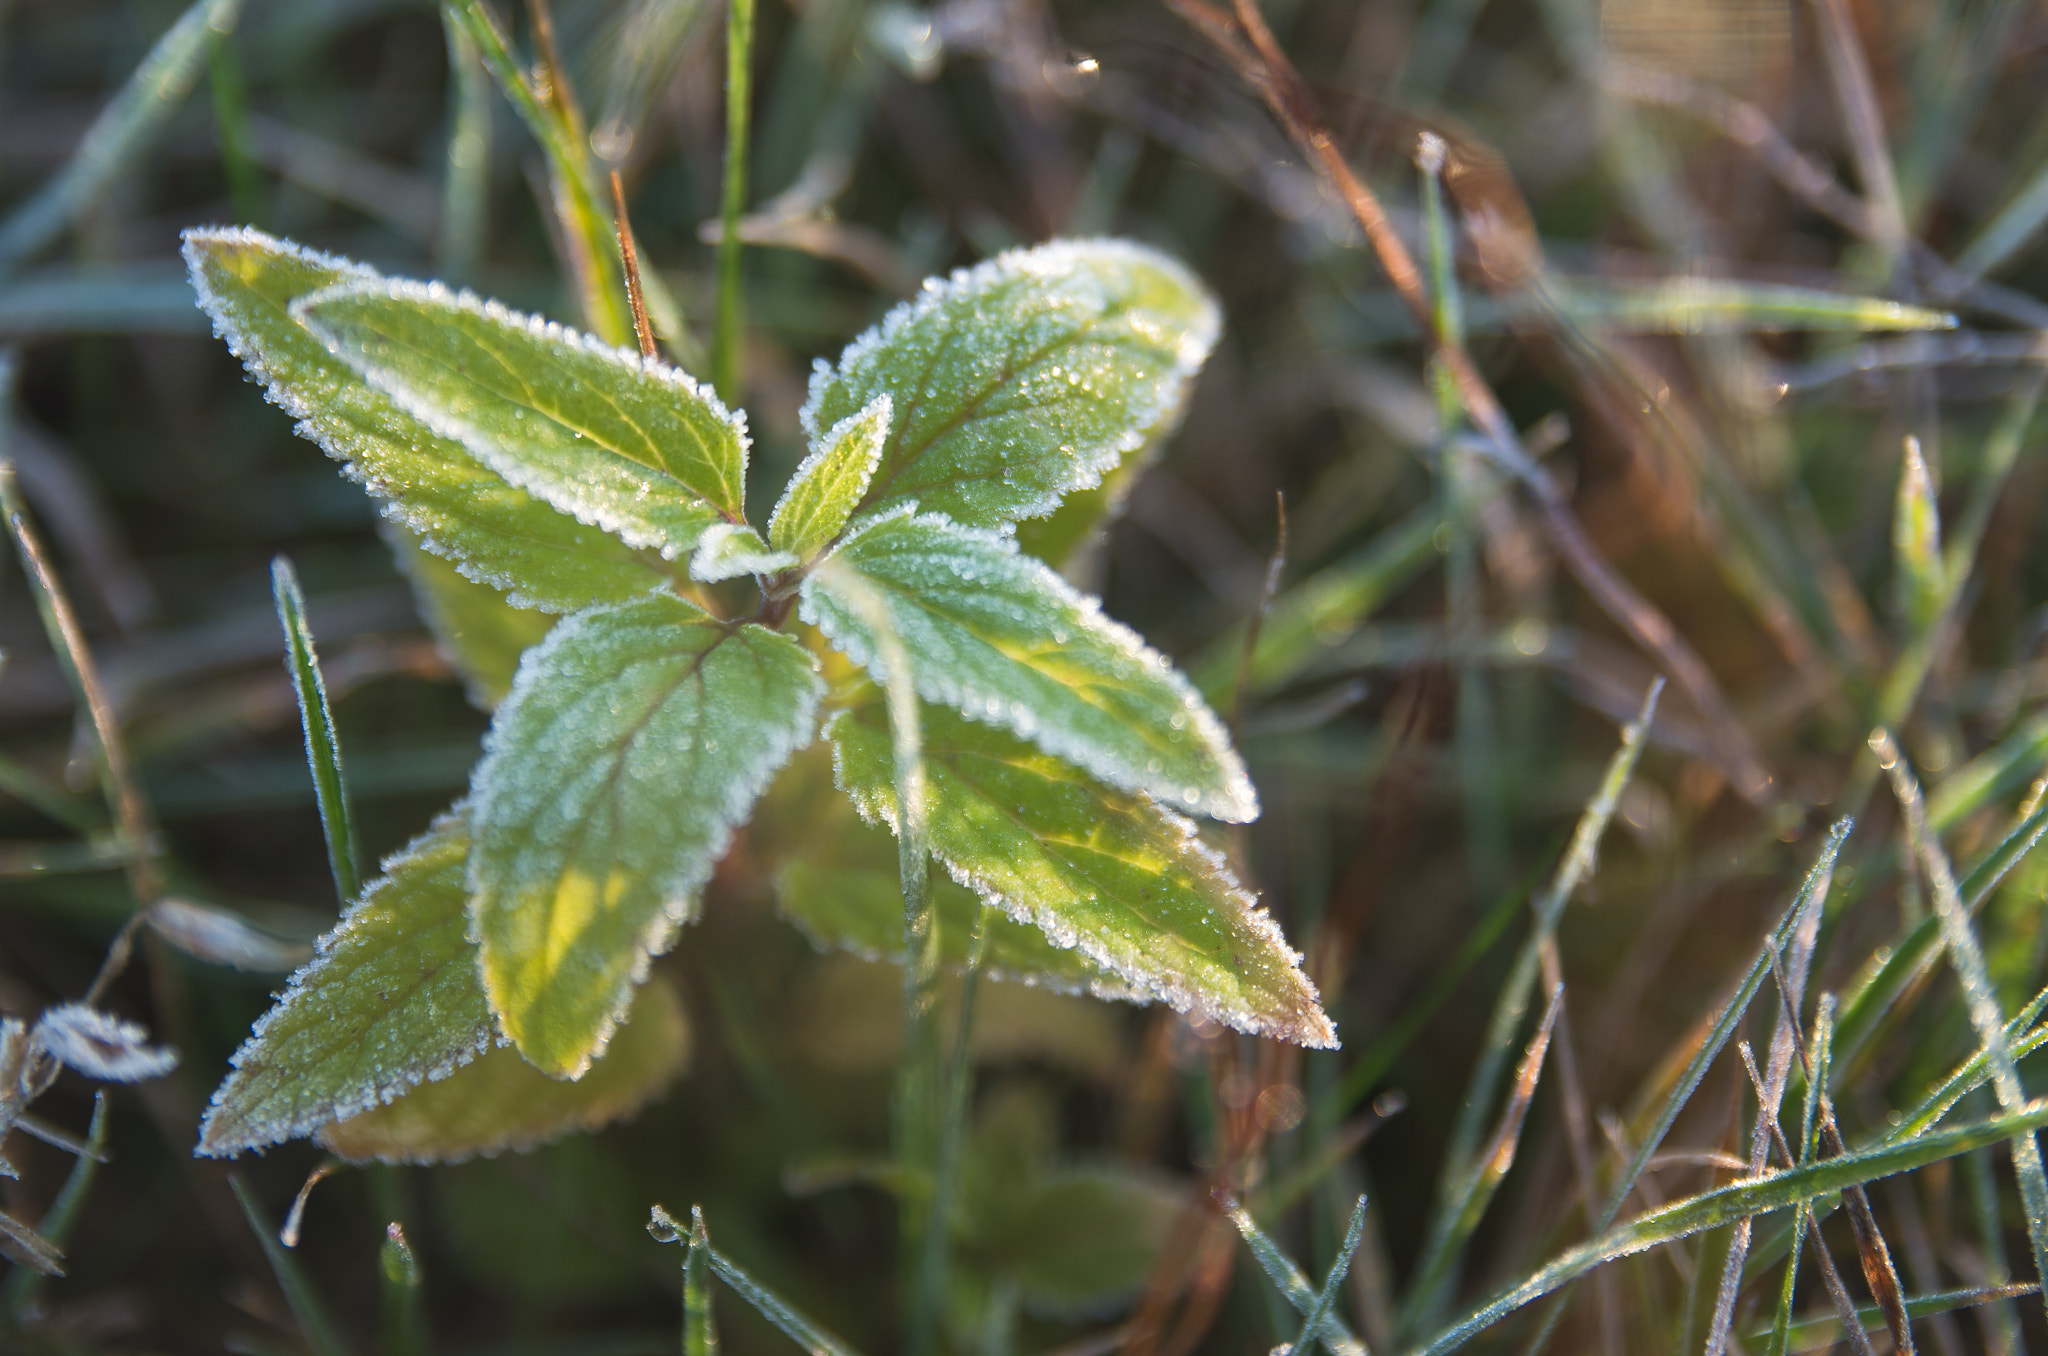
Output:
183,227,665,613
318,977,688,1164
272,556,361,906
0,0,246,276
470,596,820,1076
229,1174,349,1356
294,277,747,561
805,240,1219,530
198,809,496,1156
828,700,1331,1046
1414,1097,2048,1356
802,511,1255,822
1219,1195,1368,1356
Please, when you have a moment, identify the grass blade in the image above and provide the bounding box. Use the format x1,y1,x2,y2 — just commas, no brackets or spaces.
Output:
1401,681,1659,1336
271,556,361,908
1880,731,2048,1304
0,0,246,277
0,1092,108,1318
229,1173,351,1356
714,0,755,405
438,8,491,283
686,1206,718,1356
1416,1095,2048,1355
1286,1195,1370,1356
707,1244,860,1356
1218,1194,1368,1356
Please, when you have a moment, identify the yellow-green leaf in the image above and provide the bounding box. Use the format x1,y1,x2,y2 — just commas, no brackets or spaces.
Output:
318,976,689,1164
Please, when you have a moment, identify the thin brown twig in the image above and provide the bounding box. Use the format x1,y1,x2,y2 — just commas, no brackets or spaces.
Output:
610,170,659,359
1164,0,1773,804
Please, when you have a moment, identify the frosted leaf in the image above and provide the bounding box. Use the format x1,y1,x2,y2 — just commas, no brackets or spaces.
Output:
145,897,312,972
198,807,498,1157
829,701,1332,1048
800,510,1257,822
769,394,891,562
293,276,748,562
775,788,1136,997
31,1005,179,1082
182,227,664,613
804,239,1219,531
690,523,796,582
318,977,688,1164
469,595,822,1077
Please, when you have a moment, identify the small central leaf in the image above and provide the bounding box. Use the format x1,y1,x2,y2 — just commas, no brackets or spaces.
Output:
770,393,891,561
470,594,822,1077
801,510,1256,822
294,277,748,561
804,240,1219,530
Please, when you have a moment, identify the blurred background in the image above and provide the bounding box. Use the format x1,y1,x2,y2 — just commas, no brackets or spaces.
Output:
6,0,2048,1351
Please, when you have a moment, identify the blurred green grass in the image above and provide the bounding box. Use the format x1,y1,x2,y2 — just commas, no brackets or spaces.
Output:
5,0,2048,1352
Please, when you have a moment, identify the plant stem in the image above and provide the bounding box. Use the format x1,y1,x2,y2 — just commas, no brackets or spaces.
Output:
714,0,753,406
913,905,994,1355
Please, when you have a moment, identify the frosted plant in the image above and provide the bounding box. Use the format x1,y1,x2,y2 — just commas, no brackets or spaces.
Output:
183,226,1335,1163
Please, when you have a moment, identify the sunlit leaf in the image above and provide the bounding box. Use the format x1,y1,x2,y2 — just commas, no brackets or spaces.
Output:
769,394,890,562
470,594,821,1077
830,700,1330,1046
319,976,689,1164
295,275,748,560
182,226,666,613
802,509,1256,822
197,808,496,1157
804,240,1218,530
775,790,1134,996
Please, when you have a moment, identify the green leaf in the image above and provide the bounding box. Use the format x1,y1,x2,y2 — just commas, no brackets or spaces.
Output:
775,788,1134,995
182,226,666,614
804,240,1219,530
769,394,891,562
829,700,1330,1046
294,276,748,561
470,594,821,1076
197,807,496,1157
387,526,556,709
802,510,1256,822
318,976,689,1164
690,523,795,582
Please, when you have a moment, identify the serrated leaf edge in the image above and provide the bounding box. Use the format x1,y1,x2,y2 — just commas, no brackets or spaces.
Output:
801,238,1220,527
799,506,1258,823
290,275,749,559
181,225,628,615
823,710,1332,1047
466,603,824,1077
769,392,892,558
195,803,501,1158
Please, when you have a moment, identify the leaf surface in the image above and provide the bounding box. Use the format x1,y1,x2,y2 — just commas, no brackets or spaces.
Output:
471,594,820,1076
197,808,496,1157
690,523,795,582
319,977,688,1164
775,790,1132,995
182,227,664,613
830,700,1330,1046
388,526,557,709
804,240,1218,529
769,394,890,561
294,276,747,560
802,510,1256,822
